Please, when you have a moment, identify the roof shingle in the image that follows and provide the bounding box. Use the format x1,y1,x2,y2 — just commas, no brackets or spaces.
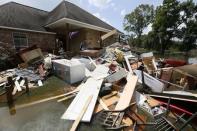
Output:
0,1,115,32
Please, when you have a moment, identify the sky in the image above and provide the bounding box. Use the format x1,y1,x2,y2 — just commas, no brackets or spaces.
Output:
0,0,195,33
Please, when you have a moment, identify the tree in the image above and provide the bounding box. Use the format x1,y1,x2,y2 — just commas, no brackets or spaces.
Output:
177,0,197,54
152,0,180,55
124,4,154,47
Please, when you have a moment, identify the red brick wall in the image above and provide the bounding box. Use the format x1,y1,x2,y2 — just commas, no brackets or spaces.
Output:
0,28,56,53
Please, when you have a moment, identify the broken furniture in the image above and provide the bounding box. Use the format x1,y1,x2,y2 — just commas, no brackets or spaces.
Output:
79,48,105,58
99,103,136,130
140,52,158,76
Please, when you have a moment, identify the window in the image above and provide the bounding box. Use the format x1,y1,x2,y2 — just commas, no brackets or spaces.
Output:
13,32,28,51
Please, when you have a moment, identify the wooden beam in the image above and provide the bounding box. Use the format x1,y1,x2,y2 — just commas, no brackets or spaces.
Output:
115,74,138,111
101,29,117,41
94,95,119,113
57,93,77,102
15,88,80,109
102,91,118,99
6,77,15,115
98,97,109,110
124,55,135,74
70,95,93,131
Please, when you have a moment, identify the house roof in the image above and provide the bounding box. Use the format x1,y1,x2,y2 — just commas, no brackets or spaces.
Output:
0,2,48,32
0,1,115,33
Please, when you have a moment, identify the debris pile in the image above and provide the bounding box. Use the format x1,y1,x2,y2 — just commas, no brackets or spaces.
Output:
0,32,196,131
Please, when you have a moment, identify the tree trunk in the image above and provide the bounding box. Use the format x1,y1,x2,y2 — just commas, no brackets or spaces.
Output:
159,36,165,57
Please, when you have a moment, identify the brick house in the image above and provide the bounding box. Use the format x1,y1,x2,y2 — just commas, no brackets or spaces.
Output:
0,1,116,54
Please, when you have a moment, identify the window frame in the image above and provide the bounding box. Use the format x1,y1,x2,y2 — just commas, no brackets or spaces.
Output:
12,32,28,50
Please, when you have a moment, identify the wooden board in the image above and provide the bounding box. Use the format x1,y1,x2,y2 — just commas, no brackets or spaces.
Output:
115,74,138,111
20,48,43,64
57,93,77,102
146,97,160,107
61,78,103,122
124,55,135,74
15,87,80,109
94,95,119,113
101,29,117,40
70,95,93,131
103,91,118,99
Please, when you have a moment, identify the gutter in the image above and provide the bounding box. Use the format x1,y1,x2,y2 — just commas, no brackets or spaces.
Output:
0,26,56,35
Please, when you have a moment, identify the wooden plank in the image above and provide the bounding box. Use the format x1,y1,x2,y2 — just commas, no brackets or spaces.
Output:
115,74,138,111
124,55,135,74
98,98,109,110
103,91,118,99
61,78,103,122
14,81,22,91
101,29,117,40
57,93,77,102
70,95,93,131
94,95,119,113
15,87,80,109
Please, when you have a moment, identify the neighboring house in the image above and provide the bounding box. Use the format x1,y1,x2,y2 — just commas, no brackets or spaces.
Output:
0,1,116,53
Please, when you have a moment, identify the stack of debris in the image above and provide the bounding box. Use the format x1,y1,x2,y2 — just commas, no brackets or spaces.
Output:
0,31,196,131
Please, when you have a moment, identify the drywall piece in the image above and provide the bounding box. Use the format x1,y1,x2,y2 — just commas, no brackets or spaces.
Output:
101,29,117,40
91,65,109,80
115,73,138,111
70,95,93,131
106,68,128,83
134,70,164,93
14,81,22,91
61,78,103,122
